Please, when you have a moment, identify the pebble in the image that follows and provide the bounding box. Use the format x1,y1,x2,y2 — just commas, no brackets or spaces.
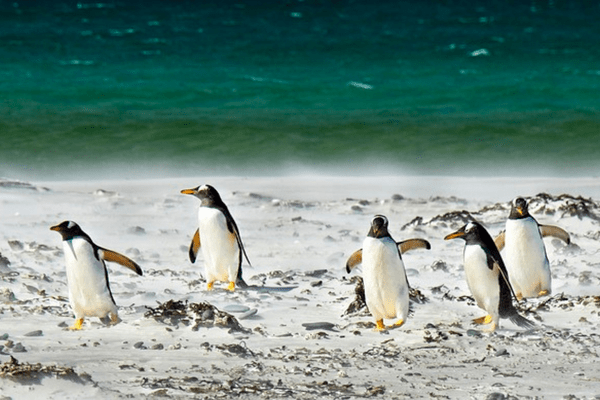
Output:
239,309,258,320
12,342,26,353
24,330,43,337
133,341,145,349
223,305,251,313
0,333,8,340
494,348,509,357
302,322,337,331
151,343,164,350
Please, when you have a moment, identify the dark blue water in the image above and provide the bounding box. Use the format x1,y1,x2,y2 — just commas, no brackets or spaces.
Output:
1,1,599,179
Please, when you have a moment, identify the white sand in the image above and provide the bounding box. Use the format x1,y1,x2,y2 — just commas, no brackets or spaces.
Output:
1,175,600,399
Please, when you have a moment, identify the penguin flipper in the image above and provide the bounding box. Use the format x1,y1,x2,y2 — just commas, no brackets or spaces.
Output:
189,229,201,263
99,248,143,276
494,231,506,251
397,238,431,253
226,218,253,268
539,225,570,245
345,249,362,273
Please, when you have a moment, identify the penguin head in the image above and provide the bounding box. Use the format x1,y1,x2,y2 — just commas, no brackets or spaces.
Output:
509,197,529,219
444,221,488,245
180,184,223,206
367,214,390,238
50,220,86,241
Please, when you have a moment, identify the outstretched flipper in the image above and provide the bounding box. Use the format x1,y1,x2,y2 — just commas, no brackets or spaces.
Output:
398,238,431,253
346,238,430,274
99,248,143,276
345,249,363,273
539,225,570,244
189,228,201,263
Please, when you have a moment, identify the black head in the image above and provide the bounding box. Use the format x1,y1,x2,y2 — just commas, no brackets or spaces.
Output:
180,184,224,207
367,214,390,239
509,197,530,219
50,220,87,241
444,221,492,246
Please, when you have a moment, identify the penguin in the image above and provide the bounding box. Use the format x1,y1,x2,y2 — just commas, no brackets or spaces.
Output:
494,197,570,300
50,221,143,330
345,215,430,331
181,184,251,291
445,222,534,332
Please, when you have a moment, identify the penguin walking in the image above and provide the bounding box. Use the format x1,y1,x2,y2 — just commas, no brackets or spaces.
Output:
50,221,143,330
494,197,570,300
345,215,430,331
181,184,251,291
445,222,534,332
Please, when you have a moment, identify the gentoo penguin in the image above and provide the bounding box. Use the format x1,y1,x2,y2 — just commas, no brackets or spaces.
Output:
50,221,143,330
445,222,534,332
345,215,430,331
181,184,251,291
494,197,570,300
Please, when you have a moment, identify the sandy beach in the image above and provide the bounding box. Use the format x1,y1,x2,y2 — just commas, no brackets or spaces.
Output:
1,175,600,399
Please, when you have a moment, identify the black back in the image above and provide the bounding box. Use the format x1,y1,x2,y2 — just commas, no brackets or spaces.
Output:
453,222,517,318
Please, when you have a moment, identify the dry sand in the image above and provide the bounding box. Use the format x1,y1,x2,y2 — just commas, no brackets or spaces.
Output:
1,175,600,399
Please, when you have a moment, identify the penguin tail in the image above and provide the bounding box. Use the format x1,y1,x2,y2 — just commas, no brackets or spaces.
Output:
509,313,535,330
236,277,249,289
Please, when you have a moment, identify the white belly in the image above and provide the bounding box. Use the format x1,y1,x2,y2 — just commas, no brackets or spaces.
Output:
198,207,240,282
463,245,500,320
504,218,550,297
362,237,409,321
63,238,117,319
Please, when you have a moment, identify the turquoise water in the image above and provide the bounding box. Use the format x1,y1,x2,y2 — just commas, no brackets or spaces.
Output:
1,1,599,179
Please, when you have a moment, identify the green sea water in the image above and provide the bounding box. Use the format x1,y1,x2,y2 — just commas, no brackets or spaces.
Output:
1,1,599,179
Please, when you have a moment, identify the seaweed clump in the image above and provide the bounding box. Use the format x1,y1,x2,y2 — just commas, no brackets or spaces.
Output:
0,356,92,384
144,300,250,334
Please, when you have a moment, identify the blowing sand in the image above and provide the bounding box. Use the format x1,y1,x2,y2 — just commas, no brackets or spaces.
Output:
1,175,600,399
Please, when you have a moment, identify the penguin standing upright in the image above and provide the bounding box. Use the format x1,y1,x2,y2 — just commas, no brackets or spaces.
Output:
346,215,430,331
445,222,534,332
50,221,143,330
181,184,251,291
494,197,570,299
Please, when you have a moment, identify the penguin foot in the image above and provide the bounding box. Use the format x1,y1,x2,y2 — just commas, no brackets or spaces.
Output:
227,281,236,292
69,318,84,331
538,290,550,297
393,319,405,328
483,322,498,333
473,315,493,325
109,313,121,325
375,320,385,331
207,281,215,291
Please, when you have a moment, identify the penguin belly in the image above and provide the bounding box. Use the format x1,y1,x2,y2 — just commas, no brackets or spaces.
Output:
362,237,409,322
463,245,500,323
63,239,117,320
197,207,240,283
504,218,550,298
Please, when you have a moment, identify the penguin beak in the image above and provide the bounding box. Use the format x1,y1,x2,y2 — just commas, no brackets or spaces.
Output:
444,229,465,241
50,225,62,232
180,188,197,195
516,207,524,216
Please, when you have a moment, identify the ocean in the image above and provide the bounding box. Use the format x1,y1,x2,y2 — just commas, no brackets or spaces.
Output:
1,0,599,180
